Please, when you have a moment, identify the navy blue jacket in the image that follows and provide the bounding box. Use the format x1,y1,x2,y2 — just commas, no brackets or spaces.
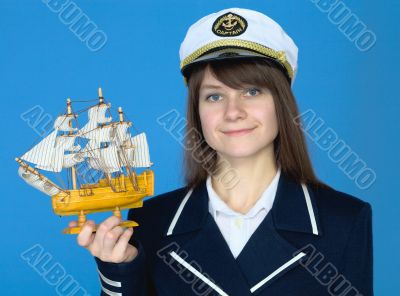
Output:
95,172,373,296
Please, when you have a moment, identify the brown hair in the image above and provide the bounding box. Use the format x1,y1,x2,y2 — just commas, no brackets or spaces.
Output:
182,58,326,189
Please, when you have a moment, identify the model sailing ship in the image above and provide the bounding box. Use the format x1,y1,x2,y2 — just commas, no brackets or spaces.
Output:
16,88,154,234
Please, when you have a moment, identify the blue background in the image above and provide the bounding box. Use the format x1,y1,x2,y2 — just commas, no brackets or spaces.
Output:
1,0,398,294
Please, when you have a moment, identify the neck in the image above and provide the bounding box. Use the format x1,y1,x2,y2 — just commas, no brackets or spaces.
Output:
211,145,278,214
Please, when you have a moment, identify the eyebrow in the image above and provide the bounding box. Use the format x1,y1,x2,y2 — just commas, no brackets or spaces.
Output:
199,84,224,90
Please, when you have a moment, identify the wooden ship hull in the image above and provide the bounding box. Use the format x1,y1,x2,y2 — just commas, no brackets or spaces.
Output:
52,170,154,216
54,170,154,234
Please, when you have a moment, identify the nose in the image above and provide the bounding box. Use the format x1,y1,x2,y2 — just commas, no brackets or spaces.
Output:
223,93,247,121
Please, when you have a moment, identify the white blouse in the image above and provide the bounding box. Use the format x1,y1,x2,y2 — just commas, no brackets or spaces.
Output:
206,168,281,258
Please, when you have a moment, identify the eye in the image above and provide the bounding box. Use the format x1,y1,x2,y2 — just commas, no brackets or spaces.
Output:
244,88,261,96
206,94,222,102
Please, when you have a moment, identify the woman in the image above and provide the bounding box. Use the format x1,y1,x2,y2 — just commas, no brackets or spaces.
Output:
73,8,373,296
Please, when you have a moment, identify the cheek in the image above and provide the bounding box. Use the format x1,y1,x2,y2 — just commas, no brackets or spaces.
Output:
199,107,219,142
254,103,279,134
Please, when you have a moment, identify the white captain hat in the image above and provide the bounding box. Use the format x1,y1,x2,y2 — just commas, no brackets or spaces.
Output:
179,7,298,85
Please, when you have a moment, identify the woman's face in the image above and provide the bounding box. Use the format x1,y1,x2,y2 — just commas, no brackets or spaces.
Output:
198,66,279,161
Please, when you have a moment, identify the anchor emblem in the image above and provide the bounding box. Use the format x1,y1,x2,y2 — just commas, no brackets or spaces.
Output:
212,12,248,37
221,14,238,31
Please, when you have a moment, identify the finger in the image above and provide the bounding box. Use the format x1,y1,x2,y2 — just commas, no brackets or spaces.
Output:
93,216,121,251
103,226,124,255
113,227,134,260
69,220,78,228
77,221,96,248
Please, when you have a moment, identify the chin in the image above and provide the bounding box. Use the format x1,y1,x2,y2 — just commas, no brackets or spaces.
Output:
216,138,275,158
218,147,267,160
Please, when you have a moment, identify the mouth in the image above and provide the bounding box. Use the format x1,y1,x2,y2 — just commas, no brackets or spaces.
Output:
222,127,256,137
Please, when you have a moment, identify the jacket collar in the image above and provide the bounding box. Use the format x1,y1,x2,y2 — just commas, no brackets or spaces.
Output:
160,172,322,295
272,172,322,236
165,171,322,237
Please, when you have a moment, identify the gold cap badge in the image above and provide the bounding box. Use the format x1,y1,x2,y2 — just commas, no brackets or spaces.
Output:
212,12,248,37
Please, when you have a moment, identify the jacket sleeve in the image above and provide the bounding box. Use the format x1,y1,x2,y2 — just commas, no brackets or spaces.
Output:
94,239,147,296
341,202,373,296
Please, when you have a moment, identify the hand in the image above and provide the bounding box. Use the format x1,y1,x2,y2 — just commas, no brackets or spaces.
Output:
71,216,138,263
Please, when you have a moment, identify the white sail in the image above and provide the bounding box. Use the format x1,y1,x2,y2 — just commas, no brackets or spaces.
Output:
35,147,64,172
87,157,103,171
21,130,58,170
82,125,115,142
81,140,100,158
70,145,81,152
36,134,74,172
63,153,85,168
113,122,130,144
54,115,77,132
79,120,97,138
86,104,112,124
32,135,81,172
124,133,151,168
18,166,61,196
79,104,112,136
86,143,121,173
56,135,81,152
100,143,122,173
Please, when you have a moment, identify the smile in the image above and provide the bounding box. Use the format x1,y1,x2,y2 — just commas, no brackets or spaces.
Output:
222,127,256,137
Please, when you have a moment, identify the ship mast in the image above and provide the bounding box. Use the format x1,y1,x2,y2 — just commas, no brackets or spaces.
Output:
98,87,104,104
67,98,77,190
98,87,115,191
118,106,124,122
118,106,139,191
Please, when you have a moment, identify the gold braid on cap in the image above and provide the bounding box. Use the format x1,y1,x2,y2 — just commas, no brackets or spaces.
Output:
180,39,293,79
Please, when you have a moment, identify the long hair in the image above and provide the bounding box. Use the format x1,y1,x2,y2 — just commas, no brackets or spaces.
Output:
182,58,326,189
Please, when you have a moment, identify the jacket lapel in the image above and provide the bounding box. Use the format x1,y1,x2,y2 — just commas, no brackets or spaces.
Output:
159,182,252,295
159,172,322,295
236,173,323,294
272,173,322,236
235,213,307,294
